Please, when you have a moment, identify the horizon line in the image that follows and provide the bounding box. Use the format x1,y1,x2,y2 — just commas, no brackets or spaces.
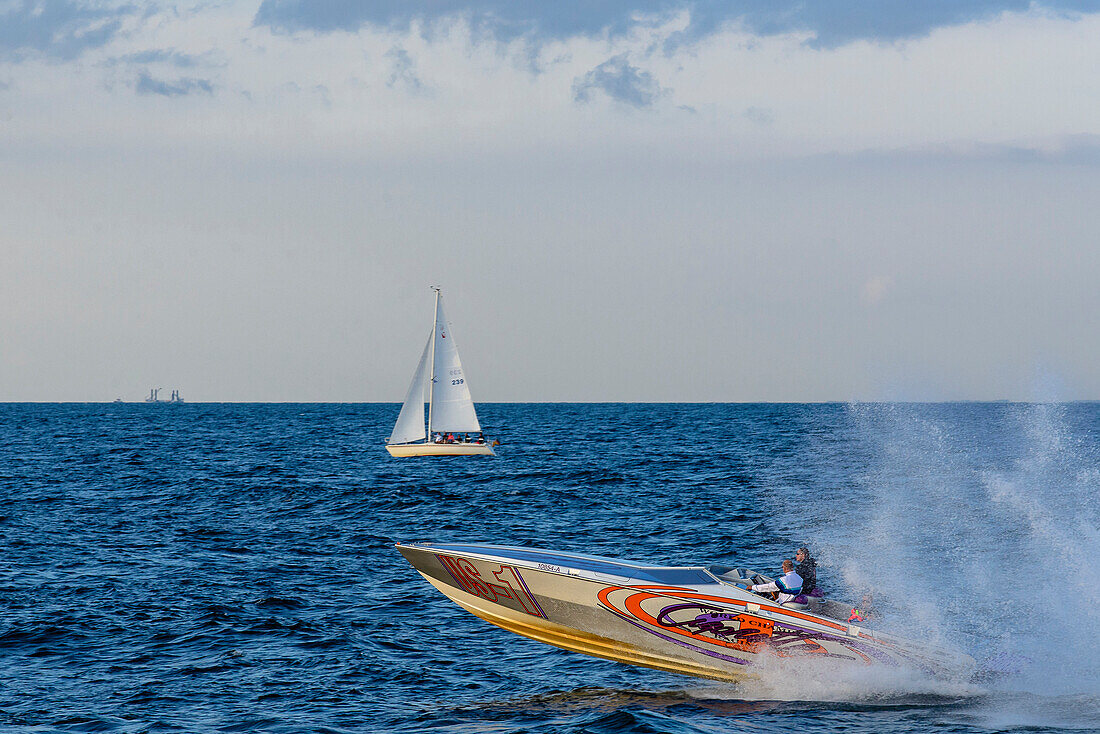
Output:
2,400,1099,406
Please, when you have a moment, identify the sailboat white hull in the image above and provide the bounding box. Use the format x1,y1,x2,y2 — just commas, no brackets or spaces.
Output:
386,442,496,457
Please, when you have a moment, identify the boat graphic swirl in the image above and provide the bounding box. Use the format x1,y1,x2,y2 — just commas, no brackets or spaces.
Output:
597,585,878,665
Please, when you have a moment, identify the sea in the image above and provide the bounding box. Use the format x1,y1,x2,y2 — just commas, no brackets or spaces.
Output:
3,402,1100,733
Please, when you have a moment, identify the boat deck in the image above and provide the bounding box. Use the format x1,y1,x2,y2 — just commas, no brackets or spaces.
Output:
386,442,495,457
409,542,863,624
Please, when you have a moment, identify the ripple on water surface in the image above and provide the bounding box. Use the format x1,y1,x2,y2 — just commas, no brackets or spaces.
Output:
2,402,1100,733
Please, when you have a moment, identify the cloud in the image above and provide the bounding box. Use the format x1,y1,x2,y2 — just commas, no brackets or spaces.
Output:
2,3,1100,402
1,3,1097,163
134,71,213,96
842,135,1100,166
743,106,775,125
251,0,1100,47
385,47,426,93
680,0,1080,48
252,0,652,40
0,0,133,61
108,48,205,68
861,275,894,305
572,54,665,107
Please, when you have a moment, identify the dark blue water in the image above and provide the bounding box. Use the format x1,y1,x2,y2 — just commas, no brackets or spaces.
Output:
3,403,1100,733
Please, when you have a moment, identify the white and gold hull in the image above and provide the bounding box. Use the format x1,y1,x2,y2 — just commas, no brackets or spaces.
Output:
396,542,976,683
386,442,495,457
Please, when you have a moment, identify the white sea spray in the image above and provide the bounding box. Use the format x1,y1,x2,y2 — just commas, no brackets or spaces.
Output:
758,401,1100,723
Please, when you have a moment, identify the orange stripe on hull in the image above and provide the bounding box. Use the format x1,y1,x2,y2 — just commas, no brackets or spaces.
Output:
598,584,853,635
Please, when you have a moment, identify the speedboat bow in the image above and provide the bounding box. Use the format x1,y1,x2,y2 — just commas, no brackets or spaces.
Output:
396,541,975,682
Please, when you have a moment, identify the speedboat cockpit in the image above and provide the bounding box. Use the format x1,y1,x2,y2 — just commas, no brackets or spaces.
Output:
706,565,855,621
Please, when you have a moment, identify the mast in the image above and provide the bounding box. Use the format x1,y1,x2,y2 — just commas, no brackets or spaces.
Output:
427,286,440,435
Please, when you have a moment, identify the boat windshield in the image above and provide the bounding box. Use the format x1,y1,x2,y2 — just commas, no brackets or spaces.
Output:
627,567,723,585
706,565,768,585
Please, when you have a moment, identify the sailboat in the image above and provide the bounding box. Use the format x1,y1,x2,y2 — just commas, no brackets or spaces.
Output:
386,288,495,457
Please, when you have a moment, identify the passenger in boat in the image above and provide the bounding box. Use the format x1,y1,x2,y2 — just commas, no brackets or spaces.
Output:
446,432,455,443
433,432,444,444
795,546,819,596
476,433,486,444
748,560,803,604
463,433,470,443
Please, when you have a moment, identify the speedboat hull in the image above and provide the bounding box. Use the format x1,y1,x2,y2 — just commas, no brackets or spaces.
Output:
396,542,974,682
386,443,495,457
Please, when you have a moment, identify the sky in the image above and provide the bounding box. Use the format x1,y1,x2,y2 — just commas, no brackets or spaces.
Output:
1,0,1099,402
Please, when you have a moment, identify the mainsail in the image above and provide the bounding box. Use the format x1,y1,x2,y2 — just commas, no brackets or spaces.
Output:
389,332,432,444
429,294,482,433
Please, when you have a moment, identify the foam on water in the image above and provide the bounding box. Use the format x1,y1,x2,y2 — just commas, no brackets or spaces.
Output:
977,406,1100,697
696,656,981,704
797,402,1100,715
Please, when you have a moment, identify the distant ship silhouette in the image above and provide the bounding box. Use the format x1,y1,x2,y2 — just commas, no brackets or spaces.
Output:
144,388,185,403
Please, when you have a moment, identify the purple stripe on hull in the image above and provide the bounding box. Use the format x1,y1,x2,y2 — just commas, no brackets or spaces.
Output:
599,605,752,666
599,595,898,670
765,620,899,666
514,568,547,619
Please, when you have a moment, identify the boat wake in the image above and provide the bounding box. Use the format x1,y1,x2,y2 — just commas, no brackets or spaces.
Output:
447,676,1100,732
693,654,982,704
759,401,1100,721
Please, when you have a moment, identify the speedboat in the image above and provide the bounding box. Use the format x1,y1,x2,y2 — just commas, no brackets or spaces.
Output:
395,541,975,682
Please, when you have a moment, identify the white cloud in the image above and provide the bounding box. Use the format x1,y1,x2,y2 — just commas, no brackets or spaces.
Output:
1,4,1100,400
861,275,894,306
385,46,428,94
571,53,667,107
0,5,1097,160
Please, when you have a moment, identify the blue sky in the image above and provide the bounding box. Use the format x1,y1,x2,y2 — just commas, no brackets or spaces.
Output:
4,1,1099,108
4,1,1100,68
1,1,1099,400
251,0,1100,46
